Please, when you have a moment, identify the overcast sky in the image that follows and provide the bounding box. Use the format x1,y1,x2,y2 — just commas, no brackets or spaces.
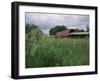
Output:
25,12,89,34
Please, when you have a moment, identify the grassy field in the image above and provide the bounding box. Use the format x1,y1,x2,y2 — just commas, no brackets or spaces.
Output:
25,29,89,68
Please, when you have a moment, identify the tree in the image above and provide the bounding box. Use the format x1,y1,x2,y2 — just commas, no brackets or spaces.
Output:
74,29,85,32
49,25,67,35
86,25,89,32
25,23,40,33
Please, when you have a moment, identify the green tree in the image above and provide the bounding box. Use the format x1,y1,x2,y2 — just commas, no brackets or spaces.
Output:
25,23,40,33
74,29,85,32
49,25,67,35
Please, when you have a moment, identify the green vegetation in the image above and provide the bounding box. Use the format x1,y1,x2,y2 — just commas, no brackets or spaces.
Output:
49,25,67,35
49,25,86,35
25,23,42,34
25,25,89,68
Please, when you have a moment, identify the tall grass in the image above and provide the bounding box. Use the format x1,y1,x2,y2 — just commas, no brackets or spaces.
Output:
25,29,89,68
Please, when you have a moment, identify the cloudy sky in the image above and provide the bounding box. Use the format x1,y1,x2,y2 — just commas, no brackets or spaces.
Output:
25,12,89,34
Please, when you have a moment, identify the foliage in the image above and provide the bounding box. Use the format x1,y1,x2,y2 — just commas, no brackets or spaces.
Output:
25,23,43,68
25,27,43,60
75,29,85,32
70,29,85,33
49,25,67,35
25,23,41,33
25,29,89,68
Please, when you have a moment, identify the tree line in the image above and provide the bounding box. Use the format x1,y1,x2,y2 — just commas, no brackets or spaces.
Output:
26,23,89,35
